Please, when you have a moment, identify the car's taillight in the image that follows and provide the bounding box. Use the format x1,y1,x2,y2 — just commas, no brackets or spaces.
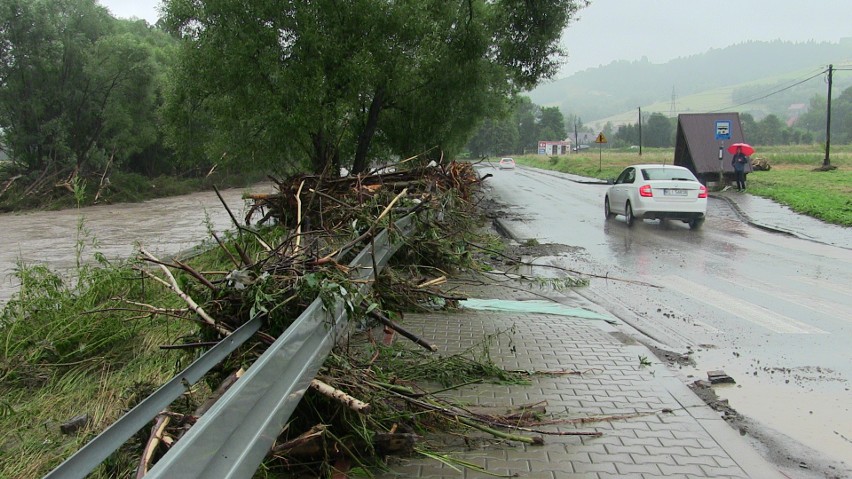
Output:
698,185,707,198
639,184,653,197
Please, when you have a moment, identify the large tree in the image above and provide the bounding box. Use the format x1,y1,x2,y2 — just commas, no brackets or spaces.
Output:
644,112,673,147
162,0,588,174
538,106,566,141
0,0,169,179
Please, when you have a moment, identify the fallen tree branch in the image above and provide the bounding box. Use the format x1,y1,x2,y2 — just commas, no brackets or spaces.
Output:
310,379,371,414
139,248,232,338
136,412,170,478
366,306,437,352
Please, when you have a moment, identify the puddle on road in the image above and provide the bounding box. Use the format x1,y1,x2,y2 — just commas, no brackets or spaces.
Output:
682,349,852,469
715,379,852,467
461,298,616,323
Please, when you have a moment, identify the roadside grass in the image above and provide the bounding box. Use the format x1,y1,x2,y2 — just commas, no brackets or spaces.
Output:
0,225,269,477
512,145,852,227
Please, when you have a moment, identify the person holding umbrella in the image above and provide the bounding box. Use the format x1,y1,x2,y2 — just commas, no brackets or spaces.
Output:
728,143,754,191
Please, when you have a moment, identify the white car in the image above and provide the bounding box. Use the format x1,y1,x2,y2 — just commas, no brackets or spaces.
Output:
499,157,515,169
604,164,707,229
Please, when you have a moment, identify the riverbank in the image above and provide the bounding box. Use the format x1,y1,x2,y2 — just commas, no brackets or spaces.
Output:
510,145,852,227
0,167,269,213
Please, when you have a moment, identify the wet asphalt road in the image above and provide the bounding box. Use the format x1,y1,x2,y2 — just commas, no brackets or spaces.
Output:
483,165,852,474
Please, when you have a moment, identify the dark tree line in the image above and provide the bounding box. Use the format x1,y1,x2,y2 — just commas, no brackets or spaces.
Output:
466,96,586,156
1,0,590,186
0,0,177,183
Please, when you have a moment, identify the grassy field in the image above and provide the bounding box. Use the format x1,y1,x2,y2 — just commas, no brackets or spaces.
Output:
512,144,852,227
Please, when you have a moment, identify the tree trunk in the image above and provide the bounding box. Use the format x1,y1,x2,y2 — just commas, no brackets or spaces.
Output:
310,130,336,175
351,85,386,175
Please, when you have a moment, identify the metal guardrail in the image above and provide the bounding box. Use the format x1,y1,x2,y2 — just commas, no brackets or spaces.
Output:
44,214,415,478
44,316,264,479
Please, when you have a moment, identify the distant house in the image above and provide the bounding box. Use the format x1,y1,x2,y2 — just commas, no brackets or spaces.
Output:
787,103,807,127
537,140,571,155
572,132,598,148
674,113,750,186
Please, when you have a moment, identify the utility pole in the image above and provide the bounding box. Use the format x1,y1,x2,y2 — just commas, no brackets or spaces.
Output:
574,121,578,153
824,64,833,169
638,107,642,156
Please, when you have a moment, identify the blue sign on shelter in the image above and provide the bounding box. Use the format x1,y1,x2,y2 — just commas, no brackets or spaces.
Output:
715,120,732,140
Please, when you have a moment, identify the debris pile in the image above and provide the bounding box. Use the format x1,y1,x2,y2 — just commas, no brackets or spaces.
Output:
103,160,665,477
130,160,563,476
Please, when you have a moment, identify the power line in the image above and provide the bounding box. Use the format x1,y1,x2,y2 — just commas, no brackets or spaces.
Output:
706,68,827,113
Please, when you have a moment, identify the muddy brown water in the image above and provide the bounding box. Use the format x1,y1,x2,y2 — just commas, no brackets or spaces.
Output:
0,184,272,305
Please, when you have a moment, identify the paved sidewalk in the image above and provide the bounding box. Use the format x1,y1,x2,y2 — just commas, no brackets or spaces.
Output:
377,289,784,478
711,190,851,249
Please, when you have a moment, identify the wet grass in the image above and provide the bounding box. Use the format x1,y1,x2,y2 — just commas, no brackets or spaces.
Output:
512,145,852,227
0,224,275,477
0,258,197,478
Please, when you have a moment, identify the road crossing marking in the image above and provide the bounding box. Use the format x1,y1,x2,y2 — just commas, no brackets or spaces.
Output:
659,275,828,334
720,275,852,325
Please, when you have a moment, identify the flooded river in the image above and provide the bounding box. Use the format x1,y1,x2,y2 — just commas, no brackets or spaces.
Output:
0,184,272,305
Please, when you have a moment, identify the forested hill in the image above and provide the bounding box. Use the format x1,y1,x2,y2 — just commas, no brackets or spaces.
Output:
529,39,852,122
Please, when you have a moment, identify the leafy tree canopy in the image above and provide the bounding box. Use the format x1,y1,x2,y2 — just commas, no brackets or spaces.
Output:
162,0,588,174
0,0,175,180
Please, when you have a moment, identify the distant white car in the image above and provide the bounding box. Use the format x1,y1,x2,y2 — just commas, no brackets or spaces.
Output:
499,157,515,170
604,164,707,229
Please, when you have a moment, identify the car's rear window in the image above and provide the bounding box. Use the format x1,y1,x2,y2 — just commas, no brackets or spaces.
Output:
641,168,696,181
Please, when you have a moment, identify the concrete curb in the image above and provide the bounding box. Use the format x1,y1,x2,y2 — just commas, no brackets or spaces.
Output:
489,185,784,478
584,320,785,478
709,193,797,237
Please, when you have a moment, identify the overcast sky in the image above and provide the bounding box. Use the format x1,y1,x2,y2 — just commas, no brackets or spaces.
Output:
99,0,852,78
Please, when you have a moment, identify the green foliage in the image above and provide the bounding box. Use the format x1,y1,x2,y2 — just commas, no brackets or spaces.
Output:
644,113,675,147
372,329,528,387
468,95,571,156
161,0,587,174
0,0,178,178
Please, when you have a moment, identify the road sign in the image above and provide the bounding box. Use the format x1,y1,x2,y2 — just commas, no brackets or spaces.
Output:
715,120,731,140
594,132,608,144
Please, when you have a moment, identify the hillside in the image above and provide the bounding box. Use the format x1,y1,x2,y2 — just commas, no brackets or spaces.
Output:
529,38,852,127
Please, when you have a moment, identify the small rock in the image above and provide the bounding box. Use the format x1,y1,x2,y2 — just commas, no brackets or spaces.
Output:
60,414,91,435
708,370,736,384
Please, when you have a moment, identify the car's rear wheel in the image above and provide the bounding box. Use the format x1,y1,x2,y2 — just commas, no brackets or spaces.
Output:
625,202,635,227
688,218,704,230
604,197,614,220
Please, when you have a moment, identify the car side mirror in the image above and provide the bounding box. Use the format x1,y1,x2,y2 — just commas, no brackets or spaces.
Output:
607,178,615,185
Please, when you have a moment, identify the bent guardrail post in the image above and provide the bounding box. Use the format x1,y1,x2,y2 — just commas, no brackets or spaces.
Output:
143,214,414,478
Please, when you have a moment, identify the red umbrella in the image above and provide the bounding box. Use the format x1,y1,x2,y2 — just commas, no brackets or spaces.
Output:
727,143,755,155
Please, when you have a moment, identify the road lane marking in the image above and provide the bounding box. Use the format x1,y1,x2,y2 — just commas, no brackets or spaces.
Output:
659,275,828,334
794,275,852,298
720,275,852,325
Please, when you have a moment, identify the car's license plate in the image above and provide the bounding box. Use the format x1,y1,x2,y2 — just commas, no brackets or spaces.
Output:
664,189,688,196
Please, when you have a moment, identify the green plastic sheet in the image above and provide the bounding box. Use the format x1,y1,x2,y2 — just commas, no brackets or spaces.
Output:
460,298,616,322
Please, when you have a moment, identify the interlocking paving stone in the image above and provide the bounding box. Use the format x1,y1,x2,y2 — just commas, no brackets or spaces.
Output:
372,308,767,478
